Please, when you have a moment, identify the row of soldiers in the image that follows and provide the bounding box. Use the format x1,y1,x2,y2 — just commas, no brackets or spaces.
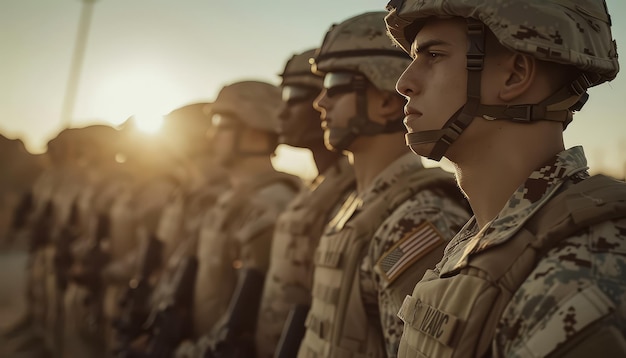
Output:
3,1,626,357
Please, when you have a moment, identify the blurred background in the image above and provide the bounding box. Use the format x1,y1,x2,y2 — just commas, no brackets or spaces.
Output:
1,0,625,179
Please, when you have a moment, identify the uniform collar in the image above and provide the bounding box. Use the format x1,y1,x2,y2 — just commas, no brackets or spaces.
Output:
358,152,424,205
440,146,590,275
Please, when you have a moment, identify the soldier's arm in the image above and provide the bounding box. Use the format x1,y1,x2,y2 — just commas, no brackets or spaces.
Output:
368,190,470,357
495,218,626,357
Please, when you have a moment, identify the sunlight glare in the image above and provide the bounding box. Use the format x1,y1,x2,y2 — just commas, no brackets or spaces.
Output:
133,112,165,134
84,65,188,129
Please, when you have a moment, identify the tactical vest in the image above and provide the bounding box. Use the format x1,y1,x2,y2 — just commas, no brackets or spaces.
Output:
298,167,457,358
193,171,300,337
397,175,626,358
256,158,356,358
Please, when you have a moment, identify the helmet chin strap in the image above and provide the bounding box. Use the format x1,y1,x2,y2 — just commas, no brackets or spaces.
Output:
406,19,486,161
331,76,406,152
406,19,590,162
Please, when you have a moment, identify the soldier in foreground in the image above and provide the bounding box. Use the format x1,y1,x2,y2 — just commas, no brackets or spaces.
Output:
255,49,356,358
175,80,301,357
386,0,626,356
297,12,471,358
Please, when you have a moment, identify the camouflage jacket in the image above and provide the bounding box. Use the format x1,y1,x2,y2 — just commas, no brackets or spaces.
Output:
299,152,470,358
364,153,470,357
429,146,626,357
255,157,355,358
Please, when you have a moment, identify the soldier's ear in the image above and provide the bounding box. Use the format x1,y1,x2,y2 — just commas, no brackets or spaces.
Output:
499,53,537,102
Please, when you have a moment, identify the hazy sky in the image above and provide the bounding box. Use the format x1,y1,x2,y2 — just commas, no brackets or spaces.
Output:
1,0,625,178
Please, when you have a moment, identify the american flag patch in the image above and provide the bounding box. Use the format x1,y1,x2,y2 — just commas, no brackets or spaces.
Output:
377,221,445,283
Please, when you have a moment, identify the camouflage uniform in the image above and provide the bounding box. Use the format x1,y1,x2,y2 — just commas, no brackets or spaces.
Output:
385,0,625,356
101,152,180,352
396,148,626,357
254,48,356,358
255,157,355,358
1,146,61,357
63,130,131,358
298,153,469,357
296,12,471,357
170,81,302,358
42,129,97,356
192,172,300,338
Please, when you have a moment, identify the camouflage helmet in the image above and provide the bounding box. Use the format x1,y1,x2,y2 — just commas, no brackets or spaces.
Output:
209,80,281,133
162,102,213,158
280,49,323,89
164,102,212,133
47,125,119,164
385,0,619,87
311,11,412,93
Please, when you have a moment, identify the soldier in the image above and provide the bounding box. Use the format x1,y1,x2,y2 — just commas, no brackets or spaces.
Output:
175,80,301,357
111,102,230,358
62,124,129,358
99,118,182,353
0,134,44,249
1,126,114,358
254,49,356,358
386,0,626,356
296,12,471,358
0,131,71,358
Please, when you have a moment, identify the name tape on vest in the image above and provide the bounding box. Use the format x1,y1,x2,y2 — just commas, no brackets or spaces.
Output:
398,295,459,348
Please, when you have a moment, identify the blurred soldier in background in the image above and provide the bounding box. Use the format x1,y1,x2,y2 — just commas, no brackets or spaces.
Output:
296,12,471,358
98,117,181,353
1,132,68,358
111,102,230,358
62,124,129,358
386,0,626,356
254,49,356,358
0,134,45,249
1,125,118,358
175,80,301,358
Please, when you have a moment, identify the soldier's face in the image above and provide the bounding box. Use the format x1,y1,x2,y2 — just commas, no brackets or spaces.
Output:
278,86,323,148
396,18,469,158
211,128,236,167
313,79,358,152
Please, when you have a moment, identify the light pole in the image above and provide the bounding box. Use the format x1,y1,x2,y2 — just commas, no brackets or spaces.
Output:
59,0,99,129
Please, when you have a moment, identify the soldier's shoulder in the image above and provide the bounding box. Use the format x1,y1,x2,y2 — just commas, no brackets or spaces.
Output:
499,223,626,356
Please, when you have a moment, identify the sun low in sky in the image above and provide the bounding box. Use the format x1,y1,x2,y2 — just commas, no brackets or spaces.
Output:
131,112,165,135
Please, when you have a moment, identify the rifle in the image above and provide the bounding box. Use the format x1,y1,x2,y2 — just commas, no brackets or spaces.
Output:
205,268,265,358
274,304,310,358
112,232,163,357
139,255,198,358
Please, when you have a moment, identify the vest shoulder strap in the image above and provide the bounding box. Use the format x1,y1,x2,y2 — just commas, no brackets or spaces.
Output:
223,171,301,222
386,167,461,210
526,174,626,251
